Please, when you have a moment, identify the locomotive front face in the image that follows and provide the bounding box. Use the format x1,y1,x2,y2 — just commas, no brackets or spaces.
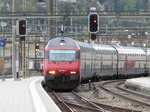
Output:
47,49,80,76
44,37,81,89
44,48,80,89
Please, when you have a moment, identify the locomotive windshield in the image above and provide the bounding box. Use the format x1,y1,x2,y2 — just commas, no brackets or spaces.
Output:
49,49,77,62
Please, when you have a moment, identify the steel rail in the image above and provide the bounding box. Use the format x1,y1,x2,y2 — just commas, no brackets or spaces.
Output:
116,82,150,101
91,101,141,112
52,91,108,112
73,90,140,112
52,91,74,112
72,91,106,112
100,80,150,107
46,83,142,112
62,100,104,112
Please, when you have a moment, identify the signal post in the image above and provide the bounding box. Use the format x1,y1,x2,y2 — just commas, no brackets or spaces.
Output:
17,19,27,78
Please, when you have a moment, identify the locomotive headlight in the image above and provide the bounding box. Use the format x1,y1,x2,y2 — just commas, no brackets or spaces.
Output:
60,40,65,45
70,71,76,74
49,70,56,74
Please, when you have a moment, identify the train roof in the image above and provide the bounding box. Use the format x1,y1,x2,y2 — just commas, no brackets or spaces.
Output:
46,37,95,51
77,41,94,52
46,37,146,55
92,44,116,51
114,46,146,54
46,37,79,48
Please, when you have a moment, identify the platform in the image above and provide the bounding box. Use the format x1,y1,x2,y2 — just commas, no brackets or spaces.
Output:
0,76,61,112
125,77,150,94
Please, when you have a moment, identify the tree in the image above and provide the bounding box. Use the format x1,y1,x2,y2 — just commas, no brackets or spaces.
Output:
99,0,105,4
103,0,149,12
1,2,9,12
124,0,137,11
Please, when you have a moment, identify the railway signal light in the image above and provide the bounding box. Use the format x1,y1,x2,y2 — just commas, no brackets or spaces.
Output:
88,13,99,33
35,44,40,49
17,19,27,36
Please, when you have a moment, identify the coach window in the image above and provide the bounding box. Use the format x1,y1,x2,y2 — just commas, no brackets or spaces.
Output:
49,49,76,62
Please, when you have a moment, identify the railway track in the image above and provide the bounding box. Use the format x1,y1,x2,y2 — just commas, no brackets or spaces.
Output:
48,90,140,112
100,80,150,107
49,91,106,112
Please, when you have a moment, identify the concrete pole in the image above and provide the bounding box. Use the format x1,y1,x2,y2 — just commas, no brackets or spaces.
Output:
20,0,27,78
71,18,73,33
27,30,30,77
15,41,19,79
34,36,37,70
75,23,77,40
23,0,26,12
43,32,47,46
21,36,26,78
2,46,5,81
12,0,16,79
55,0,58,36
12,26,16,79
12,0,15,13
2,26,5,81
48,0,53,40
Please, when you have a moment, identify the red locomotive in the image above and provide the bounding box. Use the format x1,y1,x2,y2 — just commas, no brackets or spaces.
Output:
43,37,81,89
43,37,149,90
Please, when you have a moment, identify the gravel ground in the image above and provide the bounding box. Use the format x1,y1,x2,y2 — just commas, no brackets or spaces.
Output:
76,82,150,112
